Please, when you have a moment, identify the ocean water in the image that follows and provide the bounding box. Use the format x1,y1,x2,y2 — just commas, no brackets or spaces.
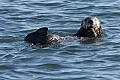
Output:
0,0,120,80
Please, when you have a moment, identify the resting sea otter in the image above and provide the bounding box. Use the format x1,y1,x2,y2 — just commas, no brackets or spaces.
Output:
24,17,102,44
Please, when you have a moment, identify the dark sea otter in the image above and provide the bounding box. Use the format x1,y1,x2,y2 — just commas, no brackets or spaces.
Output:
24,17,102,44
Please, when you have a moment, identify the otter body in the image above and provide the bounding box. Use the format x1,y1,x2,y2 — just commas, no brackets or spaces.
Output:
24,17,102,45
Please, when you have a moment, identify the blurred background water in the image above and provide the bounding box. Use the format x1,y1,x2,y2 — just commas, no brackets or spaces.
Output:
0,0,120,80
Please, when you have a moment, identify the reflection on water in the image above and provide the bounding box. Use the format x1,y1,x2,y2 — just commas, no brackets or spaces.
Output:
0,0,120,80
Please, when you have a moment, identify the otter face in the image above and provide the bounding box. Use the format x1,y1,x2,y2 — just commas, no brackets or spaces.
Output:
81,17,101,30
74,17,102,37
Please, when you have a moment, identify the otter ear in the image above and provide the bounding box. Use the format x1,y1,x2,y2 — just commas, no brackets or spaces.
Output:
36,27,48,36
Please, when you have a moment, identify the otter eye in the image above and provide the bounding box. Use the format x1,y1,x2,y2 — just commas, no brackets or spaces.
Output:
88,20,93,24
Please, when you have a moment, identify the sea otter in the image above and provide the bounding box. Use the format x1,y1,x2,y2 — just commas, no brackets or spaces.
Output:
24,17,102,44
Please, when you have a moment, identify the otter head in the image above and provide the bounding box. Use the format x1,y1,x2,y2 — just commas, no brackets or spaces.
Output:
74,17,102,38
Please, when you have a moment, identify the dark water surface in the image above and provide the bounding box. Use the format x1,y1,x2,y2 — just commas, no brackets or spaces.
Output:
0,0,120,80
